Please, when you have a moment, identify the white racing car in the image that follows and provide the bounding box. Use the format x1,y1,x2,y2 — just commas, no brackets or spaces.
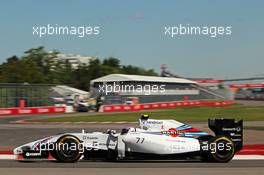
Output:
14,115,243,163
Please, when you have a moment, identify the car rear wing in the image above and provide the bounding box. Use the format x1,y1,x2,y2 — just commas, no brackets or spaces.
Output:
208,118,243,151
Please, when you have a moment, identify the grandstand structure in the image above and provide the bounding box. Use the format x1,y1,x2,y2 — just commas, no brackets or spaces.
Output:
90,74,232,105
0,83,89,108
0,83,56,108
53,85,89,99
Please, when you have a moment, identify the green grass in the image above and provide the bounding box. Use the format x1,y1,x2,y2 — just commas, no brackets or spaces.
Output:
30,105,264,123
244,126,264,131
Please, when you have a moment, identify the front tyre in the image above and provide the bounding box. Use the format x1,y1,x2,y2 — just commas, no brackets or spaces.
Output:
54,135,82,163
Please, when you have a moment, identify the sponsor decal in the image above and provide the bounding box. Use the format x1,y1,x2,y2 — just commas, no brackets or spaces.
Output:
18,109,32,114
146,121,163,124
222,127,241,132
0,110,12,115
161,128,184,137
230,133,242,137
25,152,42,157
165,139,186,143
37,108,50,113
99,143,115,147
232,138,242,142
83,136,98,140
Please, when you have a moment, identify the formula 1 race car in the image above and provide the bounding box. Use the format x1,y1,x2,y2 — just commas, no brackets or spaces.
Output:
13,115,243,163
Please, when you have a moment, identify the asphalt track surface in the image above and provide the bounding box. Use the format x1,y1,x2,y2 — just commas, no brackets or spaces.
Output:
0,160,263,168
0,160,263,175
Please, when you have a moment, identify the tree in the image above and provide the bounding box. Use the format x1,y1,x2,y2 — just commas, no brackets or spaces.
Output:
0,46,158,90
0,56,45,83
102,57,120,68
22,46,59,83
121,65,157,76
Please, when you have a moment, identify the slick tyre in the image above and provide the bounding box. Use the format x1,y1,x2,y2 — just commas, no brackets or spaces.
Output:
54,135,82,163
207,135,235,162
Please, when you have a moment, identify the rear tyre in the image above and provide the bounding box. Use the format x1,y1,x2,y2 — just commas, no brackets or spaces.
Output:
54,135,82,163
204,135,235,162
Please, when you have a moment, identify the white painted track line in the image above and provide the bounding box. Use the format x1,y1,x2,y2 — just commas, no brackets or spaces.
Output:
233,155,264,160
0,155,16,160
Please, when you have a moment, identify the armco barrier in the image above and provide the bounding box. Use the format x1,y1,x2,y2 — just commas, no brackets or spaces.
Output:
100,100,236,112
0,106,66,116
229,83,264,88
